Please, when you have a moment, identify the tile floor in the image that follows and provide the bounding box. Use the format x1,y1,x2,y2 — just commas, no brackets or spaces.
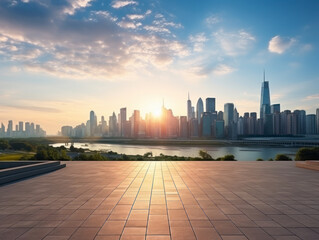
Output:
0,161,319,240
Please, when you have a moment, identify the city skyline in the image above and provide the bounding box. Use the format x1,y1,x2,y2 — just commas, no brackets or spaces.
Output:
0,0,319,134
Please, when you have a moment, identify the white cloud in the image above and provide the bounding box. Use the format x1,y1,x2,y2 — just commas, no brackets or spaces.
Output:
304,94,319,101
118,21,138,29
206,15,220,25
127,14,144,20
111,0,138,9
63,0,93,15
268,35,296,54
213,29,255,56
189,33,207,52
301,43,312,52
144,25,170,33
91,11,118,22
0,0,189,81
213,64,235,75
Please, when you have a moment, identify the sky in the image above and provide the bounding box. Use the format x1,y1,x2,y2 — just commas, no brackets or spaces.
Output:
0,0,318,135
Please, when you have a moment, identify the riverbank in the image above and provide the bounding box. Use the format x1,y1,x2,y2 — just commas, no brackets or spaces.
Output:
45,136,319,147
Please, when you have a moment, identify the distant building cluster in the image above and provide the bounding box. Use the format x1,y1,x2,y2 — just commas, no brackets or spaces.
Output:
0,121,46,138
61,72,319,139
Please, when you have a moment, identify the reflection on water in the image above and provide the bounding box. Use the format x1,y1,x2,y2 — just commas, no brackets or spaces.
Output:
51,143,299,161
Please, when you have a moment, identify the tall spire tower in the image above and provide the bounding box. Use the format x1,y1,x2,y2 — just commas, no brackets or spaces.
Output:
187,93,192,121
260,70,271,119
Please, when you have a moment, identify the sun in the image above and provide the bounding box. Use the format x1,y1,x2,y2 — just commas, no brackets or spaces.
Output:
152,108,162,118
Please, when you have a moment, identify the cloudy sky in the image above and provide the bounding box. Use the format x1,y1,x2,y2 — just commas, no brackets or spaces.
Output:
0,0,318,134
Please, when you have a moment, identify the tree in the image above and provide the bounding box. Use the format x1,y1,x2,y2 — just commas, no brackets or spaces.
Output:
199,150,213,160
223,154,235,161
275,154,292,161
143,152,153,158
295,147,319,161
0,140,9,150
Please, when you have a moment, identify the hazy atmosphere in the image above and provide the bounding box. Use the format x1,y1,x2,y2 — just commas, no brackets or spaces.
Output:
0,0,318,134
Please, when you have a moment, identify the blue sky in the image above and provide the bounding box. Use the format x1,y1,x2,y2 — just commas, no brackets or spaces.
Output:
0,0,318,134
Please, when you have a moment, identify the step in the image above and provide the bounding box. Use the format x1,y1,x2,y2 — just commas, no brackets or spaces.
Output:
296,161,319,171
0,161,66,185
0,161,61,178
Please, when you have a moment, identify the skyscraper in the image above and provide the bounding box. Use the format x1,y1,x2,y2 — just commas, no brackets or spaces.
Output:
119,108,127,137
306,114,316,135
206,98,215,113
18,121,24,132
224,103,234,128
196,98,204,123
187,93,192,121
260,70,271,119
202,112,212,137
224,103,234,138
316,108,319,134
90,110,96,136
7,120,13,137
271,104,280,114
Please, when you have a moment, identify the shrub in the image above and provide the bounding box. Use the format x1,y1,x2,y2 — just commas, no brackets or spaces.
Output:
275,154,292,161
143,152,153,158
295,147,319,161
223,154,236,161
268,158,274,161
34,146,71,160
199,150,213,160
10,141,35,151
73,153,108,161
0,140,9,150
256,158,264,161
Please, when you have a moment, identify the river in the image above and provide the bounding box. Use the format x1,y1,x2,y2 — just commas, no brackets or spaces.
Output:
51,143,300,161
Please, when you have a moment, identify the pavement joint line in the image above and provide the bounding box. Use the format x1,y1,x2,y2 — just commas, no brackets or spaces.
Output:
162,162,172,240
71,161,148,239
145,162,156,238
119,161,152,238
171,161,247,239
166,161,199,240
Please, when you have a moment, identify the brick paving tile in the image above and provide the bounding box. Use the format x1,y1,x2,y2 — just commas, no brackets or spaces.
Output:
69,227,100,240
190,220,212,228
273,237,301,240
146,236,170,240
94,236,120,240
240,227,273,240
255,220,281,228
221,236,248,240
168,209,188,221
122,227,146,235
212,220,242,235
288,227,319,240
17,227,53,240
126,220,148,227
169,220,191,227
262,227,293,236
99,221,126,235
170,226,196,240
47,227,77,237
120,236,145,240
0,227,29,240
59,220,83,228
1,161,319,240
43,236,70,240
193,227,222,240
147,215,169,235
227,215,257,227
82,214,108,227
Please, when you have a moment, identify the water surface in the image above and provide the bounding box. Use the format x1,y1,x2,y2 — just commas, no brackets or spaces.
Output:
51,143,299,161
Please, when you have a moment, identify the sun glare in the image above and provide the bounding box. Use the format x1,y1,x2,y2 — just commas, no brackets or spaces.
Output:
152,108,162,118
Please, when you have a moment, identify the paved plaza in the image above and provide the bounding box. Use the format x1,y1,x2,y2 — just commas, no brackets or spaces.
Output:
0,161,319,240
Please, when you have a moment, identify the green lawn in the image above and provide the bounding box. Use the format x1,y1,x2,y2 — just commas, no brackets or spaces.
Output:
0,153,34,161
